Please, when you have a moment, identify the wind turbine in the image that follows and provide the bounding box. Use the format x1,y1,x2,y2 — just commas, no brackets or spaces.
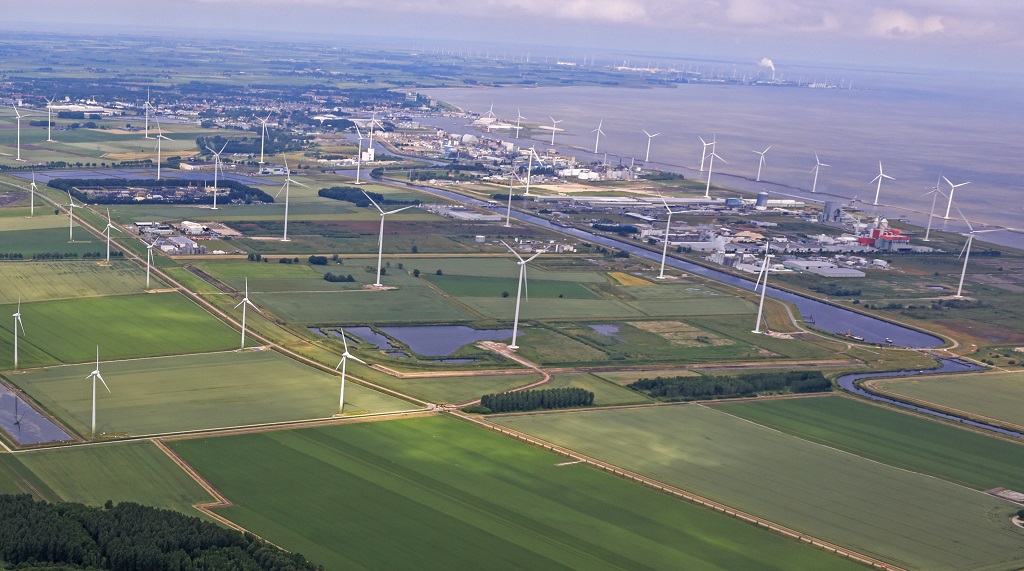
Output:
334,327,367,414
501,240,545,349
354,125,365,184
523,146,544,196
704,147,727,199
699,136,715,172
362,190,416,287
12,298,25,370
548,116,562,146
103,209,122,264
86,346,111,439
485,103,496,119
753,145,771,182
143,88,152,139
810,152,830,193
505,169,525,227
257,111,272,165
591,120,605,154
206,141,229,210
28,172,37,216
44,95,56,142
922,178,947,242
12,105,24,161
942,176,970,219
234,278,261,349
514,109,525,138
143,240,155,288
154,117,172,181
951,206,1002,299
657,195,683,279
276,156,308,242
752,247,774,334
643,130,660,163
870,161,894,206
65,191,80,242
367,111,384,150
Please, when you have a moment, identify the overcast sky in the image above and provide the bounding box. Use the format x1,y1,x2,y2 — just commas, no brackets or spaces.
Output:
2,0,1021,73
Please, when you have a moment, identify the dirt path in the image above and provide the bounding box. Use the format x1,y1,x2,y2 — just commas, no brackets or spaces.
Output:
453,342,552,407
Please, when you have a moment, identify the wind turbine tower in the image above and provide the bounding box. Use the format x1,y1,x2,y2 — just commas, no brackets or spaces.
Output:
258,112,272,165
12,298,25,370
143,88,152,139
154,117,172,181
753,145,771,182
29,172,38,216
870,161,894,206
810,153,830,193
45,95,56,142
354,126,365,184
103,209,122,264
206,141,229,210
65,191,80,242
704,147,727,199
334,327,367,414
591,120,605,154
362,190,416,287
922,178,946,242
942,176,970,219
276,157,308,242
501,240,545,349
752,248,774,334
86,346,111,439
548,116,562,146
699,137,714,172
12,105,24,161
234,278,261,349
657,195,682,279
643,130,660,163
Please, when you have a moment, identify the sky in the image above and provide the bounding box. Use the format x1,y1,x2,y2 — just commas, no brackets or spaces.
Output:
2,0,1021,73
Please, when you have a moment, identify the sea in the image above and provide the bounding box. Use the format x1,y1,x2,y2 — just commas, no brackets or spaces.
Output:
420,65,1024,248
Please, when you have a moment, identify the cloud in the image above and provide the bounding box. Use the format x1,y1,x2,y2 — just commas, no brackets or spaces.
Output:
867,8,944,38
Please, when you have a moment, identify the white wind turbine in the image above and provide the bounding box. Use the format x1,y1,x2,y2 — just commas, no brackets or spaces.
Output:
276,156,308,242
752,246,774,334
922,178,947,242
591,120,605,154
367,112,384,151
12,105,24,161
870,161,894,206
44,95,56,142
942,176,970,219
523,146,544,196
657,195,683,279
257,111,272,165
501,240,546,350
505,169,525,227
548,116,562,146
143,88,152,139
12,297,25,370
28,172,38,216
486,103,496,119
86,346,111,439
699,136,715,172
206,141,229,210
362,190,416,287
514,109,525,138
143,240,155,288
752,145,771,182
810,152,830,193
154,117,172,181
952,206,1002,299
334,326,367,414
103,209,122,264
234,278,261,349
65,191,80,242
643,130,660,163
354,125,365,184
704,146,727,199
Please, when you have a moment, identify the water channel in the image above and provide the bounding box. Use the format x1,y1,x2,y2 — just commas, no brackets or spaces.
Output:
0,389,73,446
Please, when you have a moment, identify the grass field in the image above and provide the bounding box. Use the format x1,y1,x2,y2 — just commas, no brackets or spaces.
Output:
714,395,1024,492
0,260,151,303
168,416,863,570
249,287,475,324
12,441,212,512
543,373,654,405
873,371,1024,429
424,273,600,299
493,405,1024,571
370,373,541,404
10,350,414,437
0,292,238,368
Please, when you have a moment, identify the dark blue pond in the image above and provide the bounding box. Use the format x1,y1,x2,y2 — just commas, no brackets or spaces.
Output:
0,390,73,445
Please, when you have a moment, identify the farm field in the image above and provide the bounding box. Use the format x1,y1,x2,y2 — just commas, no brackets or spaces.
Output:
493,405,1024,571
10,350,414,437
249,288,475,324
369,373,541,404
872,371,1024,429
0,292,238,368
168,415,863,570
0,226,113,258
0,260,151,304
714,395,1024,491
13,441,212,512
544,373,654,406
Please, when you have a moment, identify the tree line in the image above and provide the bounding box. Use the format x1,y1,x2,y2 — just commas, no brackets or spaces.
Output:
0,494,322,571
317,186,419,208
47,178,275,205
628,370,831,401
478,387,595,413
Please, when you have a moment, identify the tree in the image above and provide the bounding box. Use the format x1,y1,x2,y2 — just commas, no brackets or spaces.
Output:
436,269,443,275
413,269,420,277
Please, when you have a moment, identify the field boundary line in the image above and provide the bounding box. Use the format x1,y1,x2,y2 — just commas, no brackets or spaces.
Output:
452,410,904,571
861,377,1024,434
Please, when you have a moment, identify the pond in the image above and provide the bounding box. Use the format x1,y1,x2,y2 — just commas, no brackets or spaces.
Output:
0,389,73,446
379,325,514,356
589,324,624,342
345,327,396,350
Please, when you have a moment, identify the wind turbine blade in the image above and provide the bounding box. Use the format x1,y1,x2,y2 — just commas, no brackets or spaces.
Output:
942,175,953,187
524,249,547,263
500,240,525,262
96,372,110,393
290,179,310,188
335,356,345,371
349,355,367,365
384,205,416,215
234,299,245,309
339,327,350,353
245,298,263,313
219,141,229,154
275,182,287,199
953,205,973,232
16,316,25,336
360,190,383,213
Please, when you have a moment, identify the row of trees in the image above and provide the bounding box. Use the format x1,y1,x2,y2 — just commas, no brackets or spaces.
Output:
479,388,595,413
0,252,121,260
324,272,356,282
0,495,322,571
628,371,831,401
317,186,419,207
47,178,275,205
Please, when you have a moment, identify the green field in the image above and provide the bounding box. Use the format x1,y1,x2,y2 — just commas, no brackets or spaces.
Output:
11,350,414,437
543,373,654,405
168,416,863,570
715,395,1024,492
494,405,1024,571
0,292,238,368
873,371,1024,428
11,441,212,512
369,373,541,404
250,287,475,324
0,260,152,303
424,273,599,299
